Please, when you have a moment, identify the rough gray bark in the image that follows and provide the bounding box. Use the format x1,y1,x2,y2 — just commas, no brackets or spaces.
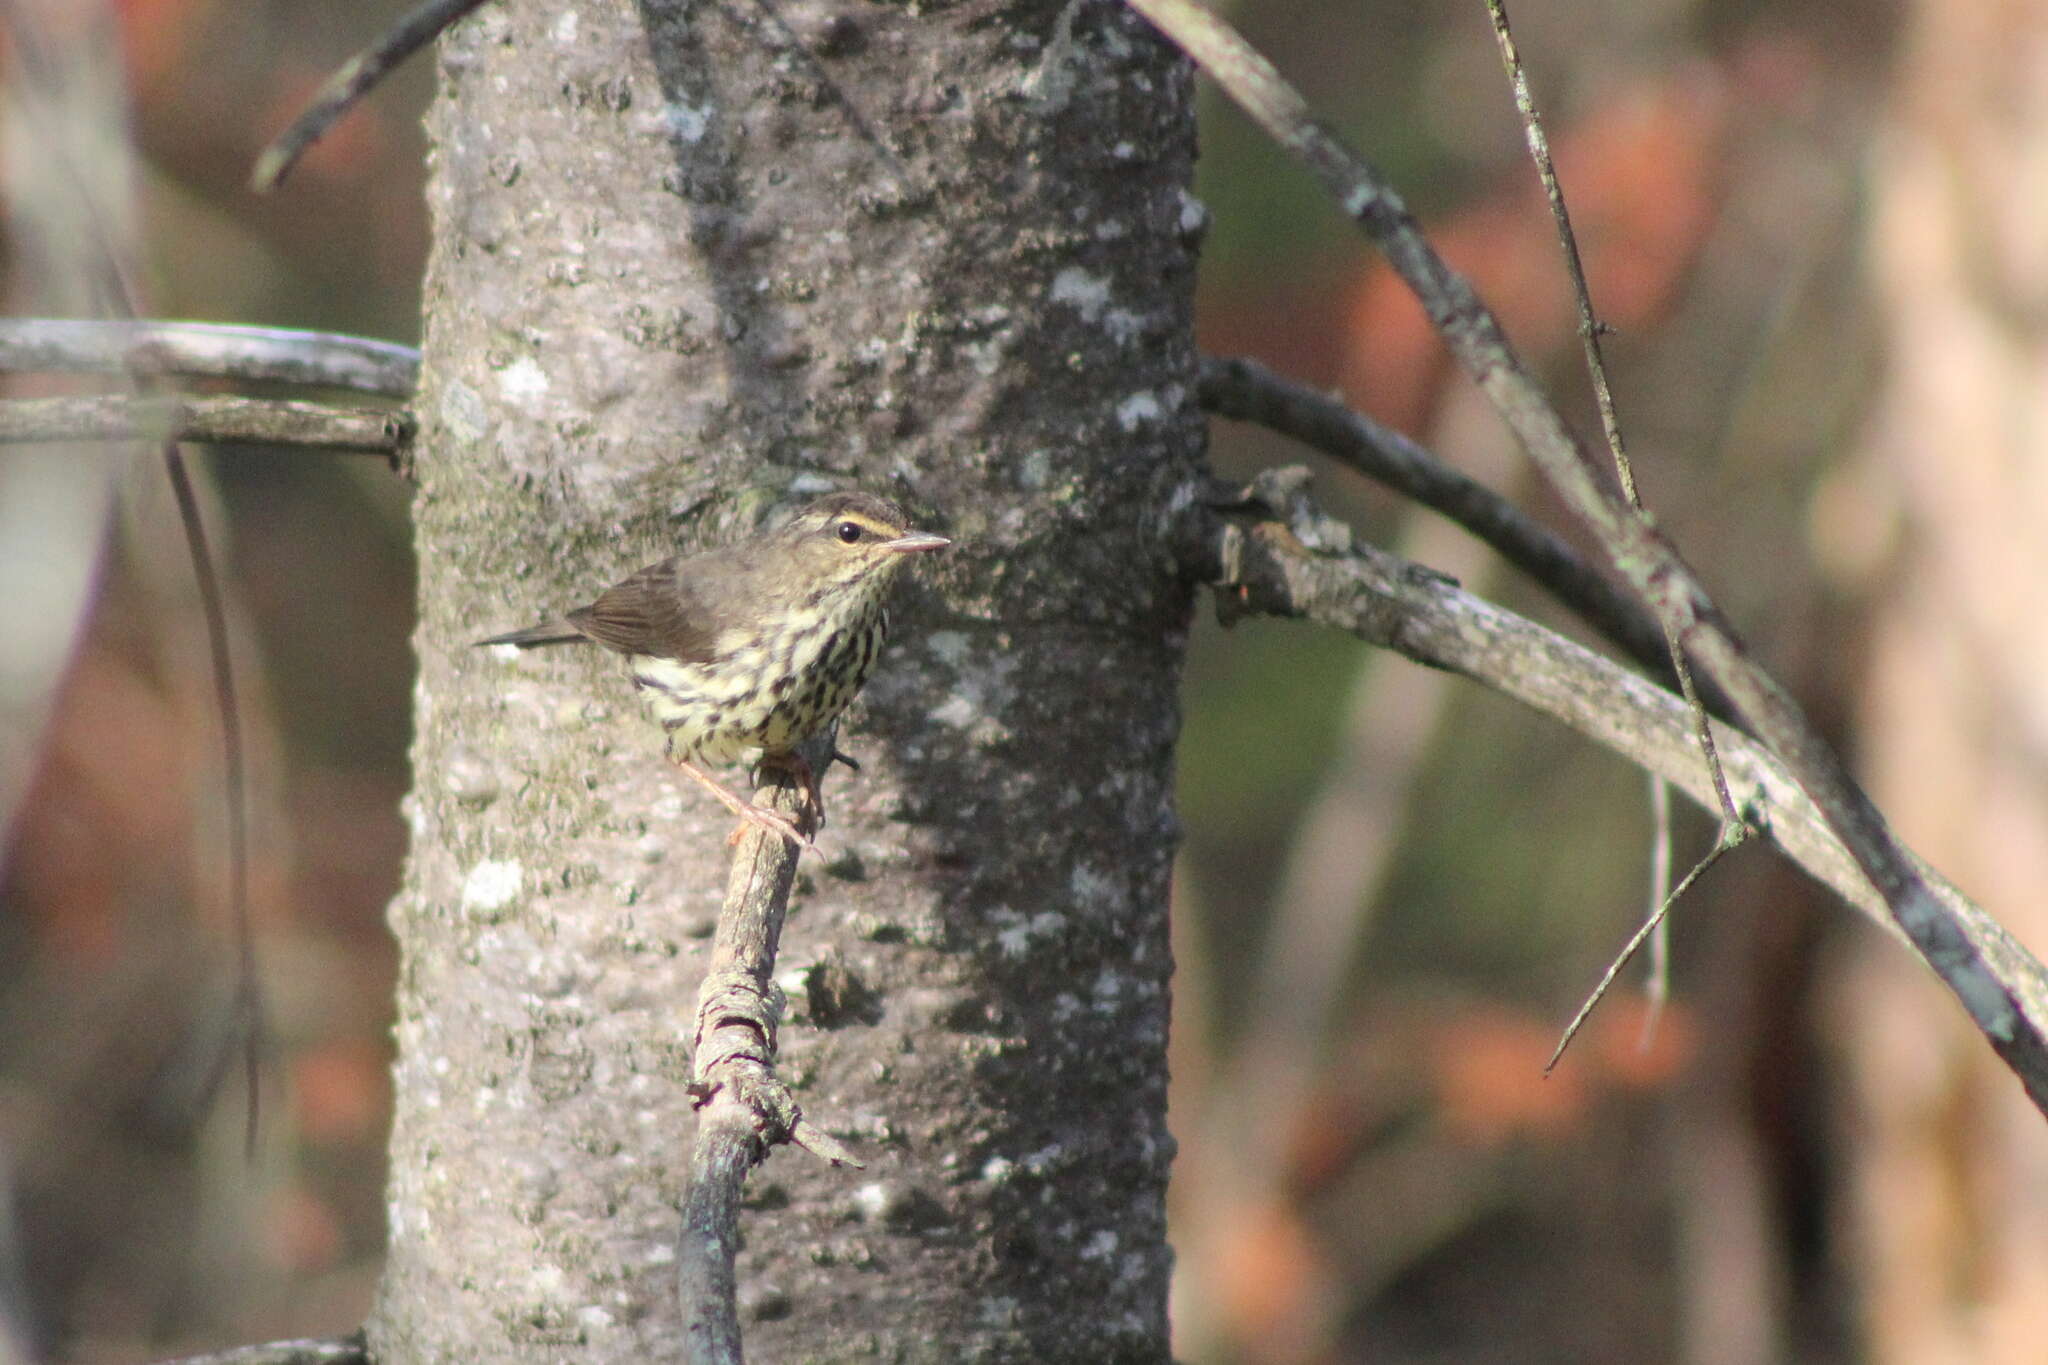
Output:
372,1,1200,1360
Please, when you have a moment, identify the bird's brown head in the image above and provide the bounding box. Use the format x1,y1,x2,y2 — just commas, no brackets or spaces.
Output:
770,492,949,603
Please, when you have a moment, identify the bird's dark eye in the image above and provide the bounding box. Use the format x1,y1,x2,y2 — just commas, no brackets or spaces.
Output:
836,521,863,544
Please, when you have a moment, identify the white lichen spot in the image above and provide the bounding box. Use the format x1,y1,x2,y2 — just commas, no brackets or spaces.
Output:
1022,1143,1066,1176
551,9,578,43
1069,861,1117,910
1116,391,1163,431
962,336,1004,377
927,647,1019,737
496,356,549,402
1178,189,1210,237
462,859,523,915
440,379,487,442
1049,267,1111,322
577,1305,614,1332
664,100,713,144
1099,309,1144,346
646,1242,676,1265
1081,1229,1119,1261
1017,449,1052,490
1111,141,1136,160
404,793,429,840
1344,184,1375,218
1092,969,1128,1009
990,907,1067,958
853,1183,890,1220
931,694,979,730
994,919,1033,958
1019,0,1083,110
926,630,972,667
981,1155,1016,1183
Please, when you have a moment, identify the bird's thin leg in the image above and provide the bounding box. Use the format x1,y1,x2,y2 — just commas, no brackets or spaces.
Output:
759,749,826,832
670,756,814,851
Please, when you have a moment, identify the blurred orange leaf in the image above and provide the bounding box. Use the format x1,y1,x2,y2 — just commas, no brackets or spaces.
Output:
1429,1006,1589,1142
291,1037,389,1144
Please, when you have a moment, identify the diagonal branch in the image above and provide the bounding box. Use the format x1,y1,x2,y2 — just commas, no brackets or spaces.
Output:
1171,469,2048,1073
250,0,491,192
1482,0,1741,838
1128,0,2048,1114
1198,355,1738,723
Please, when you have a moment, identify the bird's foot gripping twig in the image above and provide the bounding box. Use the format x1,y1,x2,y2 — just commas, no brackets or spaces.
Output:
670,756,817,851
761,748,829,833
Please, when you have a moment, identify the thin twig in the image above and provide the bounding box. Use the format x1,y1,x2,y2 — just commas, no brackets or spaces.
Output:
1547,820,1748,1073
1125,0,2047,1113
1198,355,1740,723
1485,0,1742,832
0,394,411,455
1482,0,1636,505
251,0,491,192
0,318,419,395
162,445,262,1157
677,745,860,1364
1,6,275,1154
1641,774,1673,1051
1172,469,2048,1063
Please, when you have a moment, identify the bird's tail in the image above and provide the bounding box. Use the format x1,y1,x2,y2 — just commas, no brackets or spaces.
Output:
475,620,586,648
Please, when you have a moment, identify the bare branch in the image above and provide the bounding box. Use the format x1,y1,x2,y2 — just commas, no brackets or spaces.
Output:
678,747,860,1364
154,1334,368,1365
0,318,419,395
1483,0,1636,503
1128,0,2048,1113
1482,0,1741,831
1172,469,2048,1081
1197,355,1741,723
0,395,410,455
251,0,490,192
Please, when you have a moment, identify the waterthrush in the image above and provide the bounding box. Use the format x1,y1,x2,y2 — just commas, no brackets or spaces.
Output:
478,491,949,846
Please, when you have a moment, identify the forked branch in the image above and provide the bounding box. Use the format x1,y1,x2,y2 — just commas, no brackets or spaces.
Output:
1127,0,2048,1113
1172,469,2048,1053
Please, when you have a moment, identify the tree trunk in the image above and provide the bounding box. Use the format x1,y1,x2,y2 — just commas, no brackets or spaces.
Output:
369,1,1201,1360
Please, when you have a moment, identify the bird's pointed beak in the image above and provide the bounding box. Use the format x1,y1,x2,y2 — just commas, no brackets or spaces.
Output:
881,531,951,554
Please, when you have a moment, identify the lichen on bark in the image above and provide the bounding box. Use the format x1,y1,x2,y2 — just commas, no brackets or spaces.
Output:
373,1,1202,1359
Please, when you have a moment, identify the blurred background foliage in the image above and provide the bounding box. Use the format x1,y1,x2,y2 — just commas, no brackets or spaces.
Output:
6,0,2046,1361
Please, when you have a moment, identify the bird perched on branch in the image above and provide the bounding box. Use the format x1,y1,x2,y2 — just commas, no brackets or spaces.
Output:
479,491,950,847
